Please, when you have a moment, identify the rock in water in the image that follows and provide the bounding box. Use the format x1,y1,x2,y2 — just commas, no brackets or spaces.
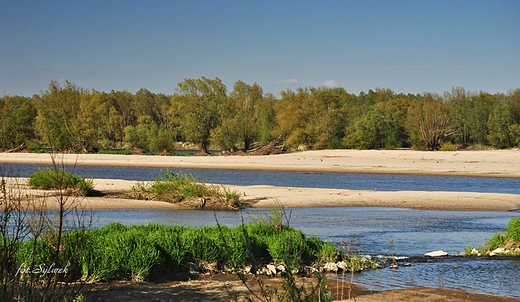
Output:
424,250,448,257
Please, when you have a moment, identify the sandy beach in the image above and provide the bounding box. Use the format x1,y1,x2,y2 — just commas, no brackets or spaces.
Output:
2,149,520,211
2,149,520,177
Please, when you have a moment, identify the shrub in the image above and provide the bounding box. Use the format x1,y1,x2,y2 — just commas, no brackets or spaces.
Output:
28,168,94,194
129,170,241,207
506,216,520,242
439,142,458,151
485,233,506,251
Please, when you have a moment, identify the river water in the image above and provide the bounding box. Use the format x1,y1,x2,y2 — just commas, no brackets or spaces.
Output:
5,164,520,194
4,163,520,297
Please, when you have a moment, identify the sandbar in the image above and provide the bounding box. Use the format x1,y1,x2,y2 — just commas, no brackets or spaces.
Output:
2,149,520,177
2,150,520,211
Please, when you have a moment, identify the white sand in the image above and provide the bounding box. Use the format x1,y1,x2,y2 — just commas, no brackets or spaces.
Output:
2,149,520,177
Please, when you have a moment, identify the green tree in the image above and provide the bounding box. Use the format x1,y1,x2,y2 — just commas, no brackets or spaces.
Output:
274,88,310,148
175,77,228,154
106,106,124,142
343,109,399,149
0,95,37,149
449,88,496,146
305,88,349,149
274,87,350,149
374,96,415,147
211,81,264,151
487,103,515,148
406,94,452,150
255,93,277,145
34,80,88,150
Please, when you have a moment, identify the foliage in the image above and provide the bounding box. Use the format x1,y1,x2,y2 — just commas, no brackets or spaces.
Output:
3,79,520,152
505,216,520,242
129,170,240,204
484,233,506,251
343,109,400,149
466,217,520,256
406,93,453,150
0,95,37,150
487,103,515,148
174,77,228,153
439,142,458,151
28,168,94,194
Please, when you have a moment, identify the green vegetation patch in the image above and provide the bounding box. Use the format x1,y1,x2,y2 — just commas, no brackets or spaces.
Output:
128,170,242,209
464,216,520,256
28,168,94,194
506,216,520,242
6,221,375,283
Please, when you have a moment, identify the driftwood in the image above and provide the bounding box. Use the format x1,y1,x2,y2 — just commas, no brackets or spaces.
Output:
6,143,26,153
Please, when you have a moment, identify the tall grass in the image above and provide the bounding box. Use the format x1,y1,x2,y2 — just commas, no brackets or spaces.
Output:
464,216,520,256
5,220,377,285
28,168,94,194
129,170,242,208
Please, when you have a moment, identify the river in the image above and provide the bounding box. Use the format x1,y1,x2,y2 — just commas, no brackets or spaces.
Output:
5,163,520,297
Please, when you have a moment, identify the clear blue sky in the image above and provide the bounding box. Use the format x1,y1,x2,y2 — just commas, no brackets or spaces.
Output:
1,0,519,97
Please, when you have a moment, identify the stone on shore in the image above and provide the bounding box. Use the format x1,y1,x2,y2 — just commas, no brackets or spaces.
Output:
489,248,506,256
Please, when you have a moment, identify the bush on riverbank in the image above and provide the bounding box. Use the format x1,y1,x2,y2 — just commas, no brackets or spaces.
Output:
28,168,94,195
128,170,242,209
465,216,520,256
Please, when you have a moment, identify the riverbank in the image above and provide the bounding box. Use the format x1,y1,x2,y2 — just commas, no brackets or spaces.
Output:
2,149,520,178
82,275,520,301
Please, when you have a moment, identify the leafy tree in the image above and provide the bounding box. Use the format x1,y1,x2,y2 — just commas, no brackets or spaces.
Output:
274,88,310,148
110,90,135,127
374,96,414,147
343,109,399,149
487,103,515,148
34,80,88,150
305,87,349,149
406,93,452,150
449,88,496,146
210,118,241,151
106,106,124,142
274,87,350,149
175,77,228,153
211,81,269,151
124,115,165,152
0,95,37,149
255,93,277,145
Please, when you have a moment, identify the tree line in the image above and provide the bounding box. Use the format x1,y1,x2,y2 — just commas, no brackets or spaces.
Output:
1,78,519,153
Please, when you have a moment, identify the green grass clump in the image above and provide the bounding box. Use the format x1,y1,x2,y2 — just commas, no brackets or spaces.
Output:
97,149,132,155
484,233,506,251
9,220,375,283
465,216,520,256
439,142,458,151
129,170,241,206
28,168,94,194
505,216,520,242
